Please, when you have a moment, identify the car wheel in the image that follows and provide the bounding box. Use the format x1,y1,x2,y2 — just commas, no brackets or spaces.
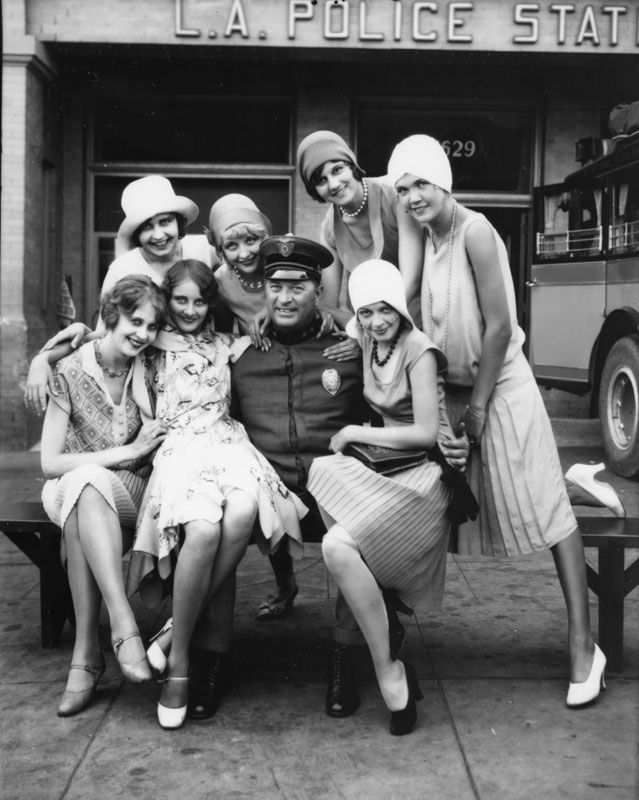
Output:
598,334,639,480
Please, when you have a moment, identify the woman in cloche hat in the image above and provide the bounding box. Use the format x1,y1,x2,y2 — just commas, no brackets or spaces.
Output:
25,176,216,414
388,133,609,709
308,259,456,736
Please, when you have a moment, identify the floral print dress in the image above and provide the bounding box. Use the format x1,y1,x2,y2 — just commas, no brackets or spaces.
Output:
129,330,306,596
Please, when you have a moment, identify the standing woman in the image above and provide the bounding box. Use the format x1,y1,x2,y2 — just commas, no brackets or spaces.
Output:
297,130,425,330
387,134,605,707
40,276,168,716
308,259,454,736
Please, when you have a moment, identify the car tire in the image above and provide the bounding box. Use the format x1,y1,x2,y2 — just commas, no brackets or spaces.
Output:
598,334,639,480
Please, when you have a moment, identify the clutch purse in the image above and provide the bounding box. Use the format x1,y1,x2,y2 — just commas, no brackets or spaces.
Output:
343,441,479,526
343,443,428,476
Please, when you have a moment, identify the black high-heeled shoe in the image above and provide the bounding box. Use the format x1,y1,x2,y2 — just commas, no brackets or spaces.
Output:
389,661,424,737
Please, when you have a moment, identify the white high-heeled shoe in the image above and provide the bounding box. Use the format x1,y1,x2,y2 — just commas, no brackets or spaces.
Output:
564,463,626,518
146,617,173,676
566,644,607,707
157,675,189,730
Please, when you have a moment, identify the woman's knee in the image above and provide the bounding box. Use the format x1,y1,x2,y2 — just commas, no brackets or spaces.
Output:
183,520,222,556
223,492,258,538
321,529,354,573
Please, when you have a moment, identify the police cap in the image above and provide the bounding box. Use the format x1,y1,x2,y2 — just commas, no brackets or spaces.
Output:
261,234,332,282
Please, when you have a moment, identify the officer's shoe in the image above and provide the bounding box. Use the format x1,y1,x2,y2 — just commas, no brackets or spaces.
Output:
325,643,360,717
187,645,233,720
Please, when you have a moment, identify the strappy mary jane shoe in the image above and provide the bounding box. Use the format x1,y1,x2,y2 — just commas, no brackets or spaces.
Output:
112,632,152,683
57,654,106,717
565,463,626,518
157,676,189,730
146,617,173,677
389,661,424,737
566,644,607,708
256,584,299,621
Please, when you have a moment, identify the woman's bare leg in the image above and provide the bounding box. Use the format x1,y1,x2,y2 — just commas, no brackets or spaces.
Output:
322,525,408,711
550,529,595,682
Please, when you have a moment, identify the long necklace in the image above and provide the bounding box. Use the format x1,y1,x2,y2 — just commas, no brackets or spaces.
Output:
371,325,402,368
94,340,130,378
233,266,264,291
340,178,368,219
427,199,457,354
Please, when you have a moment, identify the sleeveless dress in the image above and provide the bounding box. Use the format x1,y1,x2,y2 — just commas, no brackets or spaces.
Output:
41,342,153,563
422,210,577,557
129,329,307,599
320,177,422,325
307,327,452,612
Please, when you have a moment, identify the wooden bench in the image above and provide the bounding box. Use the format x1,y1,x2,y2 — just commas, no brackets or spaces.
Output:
577,514,639,673
0,501,73,648
1,502,638,671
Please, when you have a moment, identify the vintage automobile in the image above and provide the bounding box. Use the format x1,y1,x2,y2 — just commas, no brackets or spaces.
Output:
529,134,639,479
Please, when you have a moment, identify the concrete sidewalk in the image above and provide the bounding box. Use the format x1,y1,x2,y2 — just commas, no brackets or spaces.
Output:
1,436,638,800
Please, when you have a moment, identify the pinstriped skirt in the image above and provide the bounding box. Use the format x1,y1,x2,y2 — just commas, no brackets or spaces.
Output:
446,351,577,558
307,453,451,612
42,464,149,564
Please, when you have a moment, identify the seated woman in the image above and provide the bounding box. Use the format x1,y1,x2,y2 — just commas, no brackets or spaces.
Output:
308,259,454,736
129,259,307,730
40,275,168,717
25,175,215,414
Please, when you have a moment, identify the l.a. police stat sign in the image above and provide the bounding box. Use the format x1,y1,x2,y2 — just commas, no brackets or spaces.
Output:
30,0,639,51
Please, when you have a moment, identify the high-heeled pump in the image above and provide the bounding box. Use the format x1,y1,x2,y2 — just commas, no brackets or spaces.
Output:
565,463,626,518
157,675,189,730
57,654,106,717
146,617,173,677
566,644,607,708
112,632,152,683
389,661,424,736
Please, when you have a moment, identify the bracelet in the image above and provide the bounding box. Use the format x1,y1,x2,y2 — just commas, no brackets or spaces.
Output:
465,405,487,420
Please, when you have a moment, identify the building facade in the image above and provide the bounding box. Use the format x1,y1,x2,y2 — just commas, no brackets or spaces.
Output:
2,0,638,447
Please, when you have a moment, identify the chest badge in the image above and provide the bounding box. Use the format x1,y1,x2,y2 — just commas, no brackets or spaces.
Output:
322,368,341,396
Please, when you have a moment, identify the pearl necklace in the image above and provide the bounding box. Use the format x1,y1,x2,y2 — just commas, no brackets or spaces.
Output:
426,199,457,354
339,178,368,219
233,266,264,291
371,325,402,368
94,340,130,378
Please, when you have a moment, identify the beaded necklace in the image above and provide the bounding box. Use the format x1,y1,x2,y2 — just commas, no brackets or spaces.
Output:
94,340,130,379
339,178,369,219
370,325,403,368
233,266,265,292
426,199,457,354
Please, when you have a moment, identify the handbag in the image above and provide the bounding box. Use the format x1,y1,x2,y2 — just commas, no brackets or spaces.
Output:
343,443,428,475
343,441,479,526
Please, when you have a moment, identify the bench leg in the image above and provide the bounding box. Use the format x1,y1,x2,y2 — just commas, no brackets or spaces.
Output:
39,531,72,649
597,543,625,674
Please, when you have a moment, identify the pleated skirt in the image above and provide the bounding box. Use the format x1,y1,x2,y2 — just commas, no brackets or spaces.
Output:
307,454,451,612
42,464,148,564
446,351,577,557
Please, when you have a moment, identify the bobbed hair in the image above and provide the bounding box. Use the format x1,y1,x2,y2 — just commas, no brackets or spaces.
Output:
100,274,168,331
309,160,366,203
131,212,187,248
163,259,219,328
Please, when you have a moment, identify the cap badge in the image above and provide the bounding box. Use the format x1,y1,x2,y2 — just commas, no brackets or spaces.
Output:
278,239,295,258
321,368,341,396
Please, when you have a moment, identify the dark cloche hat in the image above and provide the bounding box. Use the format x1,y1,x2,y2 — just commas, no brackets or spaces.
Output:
261,234,333,282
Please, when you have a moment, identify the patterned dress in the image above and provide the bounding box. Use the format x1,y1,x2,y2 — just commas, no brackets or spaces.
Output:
41,342,152,562
130,329,307,596
307,327,452,613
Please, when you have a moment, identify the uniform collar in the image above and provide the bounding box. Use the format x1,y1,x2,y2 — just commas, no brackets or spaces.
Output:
270,314,322,346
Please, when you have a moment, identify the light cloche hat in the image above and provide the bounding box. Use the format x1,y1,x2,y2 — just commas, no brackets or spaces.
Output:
117,175,199,251
208,194,271,244
387,134,453,193
345,259,414,338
